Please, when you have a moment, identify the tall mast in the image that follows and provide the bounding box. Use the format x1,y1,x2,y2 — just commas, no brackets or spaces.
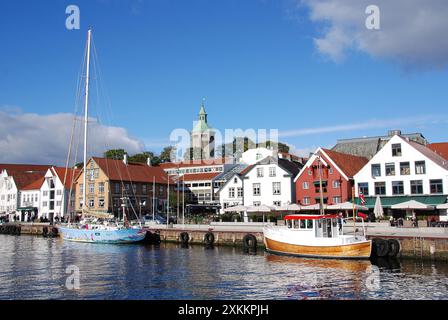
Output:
82,29,92,217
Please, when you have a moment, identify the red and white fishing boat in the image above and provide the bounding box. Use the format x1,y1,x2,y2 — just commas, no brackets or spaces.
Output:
263,214,372,259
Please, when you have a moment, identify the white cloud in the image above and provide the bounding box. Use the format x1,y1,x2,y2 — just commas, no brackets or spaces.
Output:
300,0,448,69
278,114,446,138
0,109,144,166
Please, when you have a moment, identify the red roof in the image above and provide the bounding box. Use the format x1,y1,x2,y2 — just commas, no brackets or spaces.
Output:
11,171,47,190
0,163,52,173
92,157,173,184
53,167,81,189
239,165,254,176
181,172,220,182
321,149,368,178
427,143,448,161
21,177,45,191
159,158,231,169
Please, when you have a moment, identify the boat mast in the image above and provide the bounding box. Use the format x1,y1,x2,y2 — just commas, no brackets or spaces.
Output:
82,29,92,218
318,153,324,215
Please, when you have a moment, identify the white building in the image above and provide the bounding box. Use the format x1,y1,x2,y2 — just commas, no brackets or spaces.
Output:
18,178,43,221
217,172,247,214
354,135,448,216
242,156,302,208
39,167,78,221
239,147,275,165
0,170,19,220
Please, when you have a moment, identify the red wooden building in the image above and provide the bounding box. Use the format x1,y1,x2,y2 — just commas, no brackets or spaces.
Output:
294,148,368,206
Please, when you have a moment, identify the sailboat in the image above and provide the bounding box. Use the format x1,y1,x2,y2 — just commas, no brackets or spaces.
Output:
263,153,372,259
59,29,146,244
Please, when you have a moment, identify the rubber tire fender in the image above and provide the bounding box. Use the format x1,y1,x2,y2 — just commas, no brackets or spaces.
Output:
375,238,390,257
242,234,257,250
387,239,400,257
204,232,215,245
179,232,189,244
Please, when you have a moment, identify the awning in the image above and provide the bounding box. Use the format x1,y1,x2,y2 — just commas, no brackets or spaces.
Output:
391,200,434,210
223,205,248,212
354,196,447,208
326,202,368,211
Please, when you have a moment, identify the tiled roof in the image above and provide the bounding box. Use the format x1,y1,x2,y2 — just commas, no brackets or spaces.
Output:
405,139,448,171
181,172,221,182
11,171,47,190
321,149,369,178
239,165,254,176
214,164,248,181
159,158,231,169
92,157,173,184
427,143,448,161
0,163,52,173
21,177,45,191
241,156,303,177
53,167,81,189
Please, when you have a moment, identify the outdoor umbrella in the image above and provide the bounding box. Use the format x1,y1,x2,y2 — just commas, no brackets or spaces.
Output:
327,202,368,211
223,205,248,212
373,196,384,219
246,205,274,223
276,203,302,212
391,200,434,220
301,203,327,211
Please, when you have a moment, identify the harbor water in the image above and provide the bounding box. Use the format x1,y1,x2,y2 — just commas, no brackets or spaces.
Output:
0,234,447,300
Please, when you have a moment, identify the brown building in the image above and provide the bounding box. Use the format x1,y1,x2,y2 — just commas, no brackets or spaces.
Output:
74,156,175,218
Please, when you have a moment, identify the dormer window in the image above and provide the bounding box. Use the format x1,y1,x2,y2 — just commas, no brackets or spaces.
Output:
392,143,402,157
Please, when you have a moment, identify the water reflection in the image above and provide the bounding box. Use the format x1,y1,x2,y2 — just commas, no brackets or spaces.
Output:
0,235,447,300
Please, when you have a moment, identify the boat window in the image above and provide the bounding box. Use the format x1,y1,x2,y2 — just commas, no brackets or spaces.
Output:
300,219,306,229
332,219,337,227
294,220,300,229
306,219,313,229
287,220,292,228
317,220,322,229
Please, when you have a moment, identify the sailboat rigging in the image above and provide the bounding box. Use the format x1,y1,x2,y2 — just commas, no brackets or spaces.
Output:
59,29,146,243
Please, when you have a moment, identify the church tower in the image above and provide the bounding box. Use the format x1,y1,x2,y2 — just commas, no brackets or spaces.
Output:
190,100,215,160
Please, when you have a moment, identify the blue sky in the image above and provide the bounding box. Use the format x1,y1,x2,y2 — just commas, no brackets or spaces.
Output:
1,0,447,163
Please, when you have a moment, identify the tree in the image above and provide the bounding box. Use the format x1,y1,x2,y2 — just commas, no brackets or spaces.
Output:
159,146,175,163
104,149,126,160
128,151,154,163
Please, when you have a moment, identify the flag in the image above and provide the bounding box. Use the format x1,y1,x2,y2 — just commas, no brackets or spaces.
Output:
359,188,366,205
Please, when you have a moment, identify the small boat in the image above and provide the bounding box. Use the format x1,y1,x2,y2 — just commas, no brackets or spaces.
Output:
263,214,372,259
59,28,146,244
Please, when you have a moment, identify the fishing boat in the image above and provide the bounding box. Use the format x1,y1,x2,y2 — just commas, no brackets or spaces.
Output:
59,29,146,244
263,152,371,259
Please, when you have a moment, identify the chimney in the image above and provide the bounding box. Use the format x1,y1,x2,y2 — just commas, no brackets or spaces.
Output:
123,153,128,165
147,156,151,167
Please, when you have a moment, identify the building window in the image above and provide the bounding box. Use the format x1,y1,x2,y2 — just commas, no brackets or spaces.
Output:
257,168,264,178
329,168,333,174
371,164,381,177
229,188,235,198
302,182,309,190
358,182,369,196
410,180,423,195
415,161,426,174
132,184,137,194
237,187,243,197
392,143,402,157
142,184,147,194
273,182,281,195
314,181,328,194
98,198,105,208
332,196,341,204
303,197,310,205
269,167,276,177
332,180,341,189
308,169,312,176
88,199,95,207
56,190,62,196
392,181,404,195
253,201,261,206
400,162,410,175
385,163,395,176
56,201,61,206
98,183,105,194
374,182,386,195
88,183,94,194
253,183,261,196
430,179,443,194
43,191,48,197
273,201,281,206
234,177,238,184
43,201,47,207
114,183,120,194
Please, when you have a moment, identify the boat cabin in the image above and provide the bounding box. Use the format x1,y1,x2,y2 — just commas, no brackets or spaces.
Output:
284,214,343,238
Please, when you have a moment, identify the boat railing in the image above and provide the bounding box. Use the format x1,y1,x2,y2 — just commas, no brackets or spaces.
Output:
342,217,367,238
